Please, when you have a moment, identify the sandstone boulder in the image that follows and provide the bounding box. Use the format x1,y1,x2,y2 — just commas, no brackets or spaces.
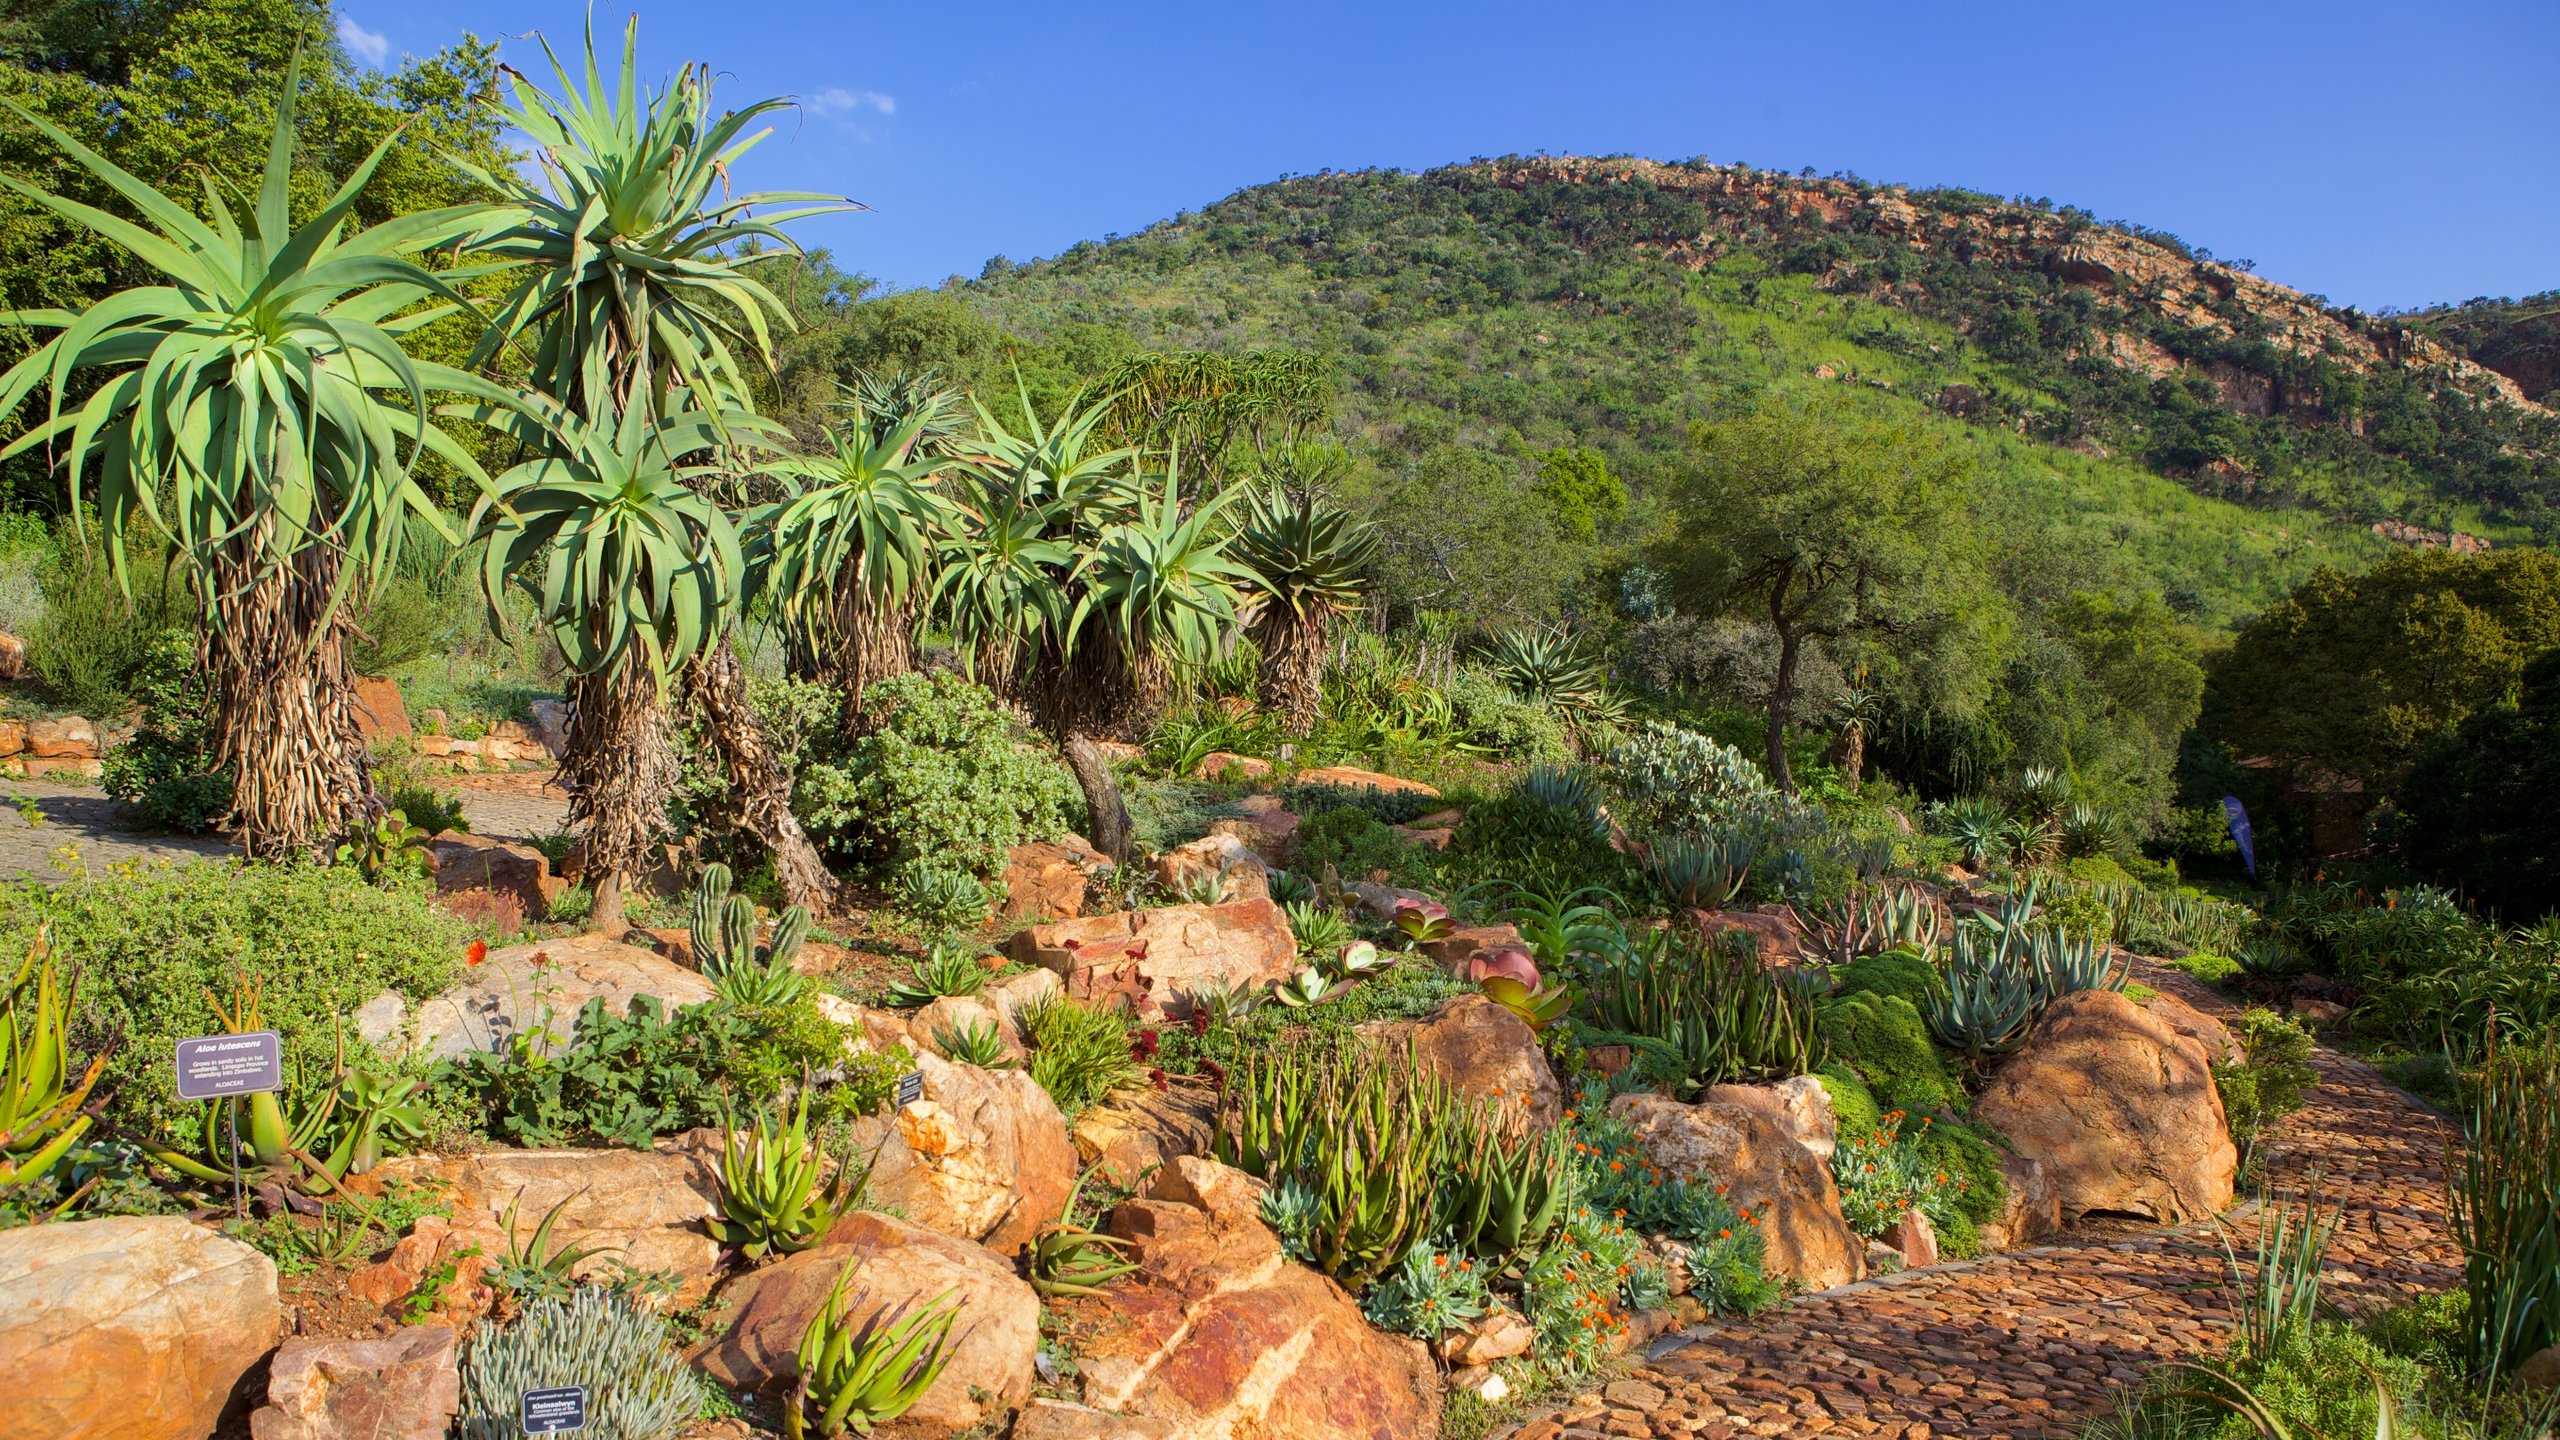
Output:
1010,899,1296,1018
2141,990,2242,1066
1979,1153,2062,1251
349,1143,723,1310
999,840,1103,924
350,677,410,742
1221,795,1302,862
698,1210,1038,1439
1346,880,1437,921
1075,1158,1442,1438
1294,764,1440,798
1418,922,1525,974
1362,994,1562,1129
1887,1207,1940,1270
1973,988,2237,1224
0,1216,281,1440
250,1326,459,1440
0,718,23,758
1072,1081,1220,1189
1679,907,1810,967
848,1048,1077,1256
1194,751,1271,781
1704,1075,1838,1161
25,713,99,759
1151,830,1273,904
425,831,568,922
1608,1093,1863,1291
358,932,717,1061
913,995,1017,1061
0,632,21,681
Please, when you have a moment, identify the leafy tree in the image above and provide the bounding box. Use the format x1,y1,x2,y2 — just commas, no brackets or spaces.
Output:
1653,409,1987,792
0,51,499,855
1356,445,1573,633
2392,648,2560,922
1533,445,1627,542
2205,548,2560,793
458,20,847,926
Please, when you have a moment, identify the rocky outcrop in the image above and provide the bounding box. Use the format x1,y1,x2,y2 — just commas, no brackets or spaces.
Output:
249,1327,460,1440
357,932,717,1061
1218,795,1302,862
1974,989,2237,1224
1151,830,1273,903
1293,765,1441,798
1072,1081,1221,1189
1705,1075,1838,1162
999,839,1106,924
425,831,568,921
351,677,410,742
698,1211,1039,1439
1608,1093,1863,1291
1679,907,1810,966
849,1048,1078,1256
1010,900,1297,1018
1363,994,1563,1130
1194,751,1271,781
0,1216,282,1440
2141,990,2241,1066
1075,1157,1442,1438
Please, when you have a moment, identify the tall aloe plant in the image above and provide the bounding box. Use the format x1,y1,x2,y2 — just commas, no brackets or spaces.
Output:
1234,486,1377,734
0,53,500,855
455,19,851,924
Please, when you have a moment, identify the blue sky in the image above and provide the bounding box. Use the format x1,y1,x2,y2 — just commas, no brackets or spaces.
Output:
334,0,2557,312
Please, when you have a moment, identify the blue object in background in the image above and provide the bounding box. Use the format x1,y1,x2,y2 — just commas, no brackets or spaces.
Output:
2222,796,2257,878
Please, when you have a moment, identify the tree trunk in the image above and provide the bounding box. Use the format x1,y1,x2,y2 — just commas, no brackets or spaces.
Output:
831,580,915,731
1766,623,1800,796
1062,731,1132,863
212,546,378,859
1834,724,1865,791
685,638,840,916
562,651,677,935
1254,608,1328,735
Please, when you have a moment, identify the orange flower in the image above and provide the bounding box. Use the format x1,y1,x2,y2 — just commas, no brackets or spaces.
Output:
1718,1228,1732,1240
464,939,487,967
1610,1160,1625,1172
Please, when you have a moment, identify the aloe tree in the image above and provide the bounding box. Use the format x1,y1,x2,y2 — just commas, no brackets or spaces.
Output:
457,20,850,923
758,409,955,725
937,393,1252,860
1234,488,1378,733
0,54,498,856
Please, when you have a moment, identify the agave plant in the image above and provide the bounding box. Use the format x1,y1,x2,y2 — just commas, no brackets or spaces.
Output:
1647,833,1749,912
1234,489,1378,733
2016,764,2072,822
787,1263,963,1439
884,943,990,1008
1285,900,1357,958
1028,1172,1137,1298
1442,1120,1569,1264
1515,763,1610,837
2057,802,2121,860
492,1193,623,1302
1927,927,2042,1065
931,1018,1014,1070
1486,628,1618,728
0,931,107,1188
1999,813,2059,869
2030,929,2128,1002
710,1092,861,1260
0,52,503,856
1933,797,2007,872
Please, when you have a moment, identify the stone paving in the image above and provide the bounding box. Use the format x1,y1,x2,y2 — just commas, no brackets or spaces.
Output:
1510,960,2462,1440
0,771,572,880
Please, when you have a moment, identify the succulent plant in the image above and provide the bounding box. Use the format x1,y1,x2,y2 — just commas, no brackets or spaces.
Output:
1270,965,1348,1009
1181,976,1265,1027
1392,896,1454,945
1514,762,1611,837
710,1092,863,1260
493,1192,623,1302
1259,1174,1323,1263
1266,869,1317,905
885,942,990,1007
1927,928,2043,1064
1329,939,1388,979
1,930,106,1187
1486,629,1620,729
1479,974,1573,1032
455,1287,697,1440
1933,797,2007,872
1581,928,1821,1092
1647,833,1748,912
690,863,814,1007
786,1262,962,1440
1216,1037,1455,1286
2030,930,2128,1002
1442,1121,1569,1263
931,1017,1015,1069
1464,946,1542,989
1285,900,1357,959
1028,1172,1137,1298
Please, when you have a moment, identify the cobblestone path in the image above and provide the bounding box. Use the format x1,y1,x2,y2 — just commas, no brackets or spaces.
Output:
0,771,570,880
1514,961,2462,1440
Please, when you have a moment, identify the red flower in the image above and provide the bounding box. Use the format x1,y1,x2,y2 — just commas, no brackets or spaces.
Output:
1148,1067,1169,1091
464,940,487,967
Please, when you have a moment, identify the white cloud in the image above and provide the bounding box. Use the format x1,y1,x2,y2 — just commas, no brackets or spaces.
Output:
809,87,895,118
336,14,391,67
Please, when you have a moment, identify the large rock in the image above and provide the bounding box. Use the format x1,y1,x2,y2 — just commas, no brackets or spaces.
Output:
1679,907,1810,967
1219,795,1302,863
1194,751,1271,781
999,839,1106,924
849,1048,1078,1256
250,1326,460,1440
1978,1153,2061,1252
357,932,717,1061
1151,830,1273,904
1010,900,1297,1019
1294,764,1441,798
1607,1093,1864,1291
1362,994,1563,1130
1704,1076,1838,1161
1418,923,1524,974
1072,1081,1221,1189
347,1144,724,1312
697,1211,1038,1439
0,1216,281,1440
424,831,568,921
2142,990,2242,1066
1075,1158,1442,1439
351,677,410,742
1973,988,2237,1224
25,713,99,759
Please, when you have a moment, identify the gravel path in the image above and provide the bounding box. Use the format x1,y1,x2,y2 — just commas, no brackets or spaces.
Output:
0,771,573,880
1513,961,2461,1440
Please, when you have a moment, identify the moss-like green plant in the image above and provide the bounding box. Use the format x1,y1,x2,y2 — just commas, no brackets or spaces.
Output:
1816,991,1962,1116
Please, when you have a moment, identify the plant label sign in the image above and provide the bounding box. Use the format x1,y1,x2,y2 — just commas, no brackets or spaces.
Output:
520,1385,587,1434
895,1070,925,1107
173,1031,283,1102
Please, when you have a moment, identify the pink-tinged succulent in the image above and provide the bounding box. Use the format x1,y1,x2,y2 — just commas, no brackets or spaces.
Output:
1393,896,1453,944
1465,946,1542,989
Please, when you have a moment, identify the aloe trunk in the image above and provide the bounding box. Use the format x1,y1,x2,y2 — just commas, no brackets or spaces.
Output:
685,640,840,916
563,653,678,935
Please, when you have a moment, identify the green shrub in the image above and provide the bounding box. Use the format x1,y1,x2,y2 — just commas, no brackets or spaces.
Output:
1280,779,1439,826
27,531,188,716
99,633,230,833
2062,854,2139,888
1021,994,1141,1116
0,862,464,1134
2219,1009,2319,1152
795,672,1078,881
1440,788,1633,896
1289,806,1421,883
389,784,469,839
1815,991,1962,1116
1830,948,1943,1011
1443,665,1571,763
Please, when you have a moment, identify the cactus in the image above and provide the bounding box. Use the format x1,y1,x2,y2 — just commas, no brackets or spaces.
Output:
690,864,814,1007
454,1287,697,1440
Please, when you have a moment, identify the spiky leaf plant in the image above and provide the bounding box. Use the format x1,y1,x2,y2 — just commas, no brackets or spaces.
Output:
710,1091,860,1260
1028,1171,1137,1297
0,930,106,1187
0,51,501,855
1233,489,1377,733
787,1263,962,1439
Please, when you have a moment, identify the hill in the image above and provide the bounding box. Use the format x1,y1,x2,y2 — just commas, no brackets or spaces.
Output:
940,156,2557,616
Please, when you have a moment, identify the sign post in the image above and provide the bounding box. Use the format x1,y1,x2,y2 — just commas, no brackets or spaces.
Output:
173,1030,283,1220
521,1385,588,1435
